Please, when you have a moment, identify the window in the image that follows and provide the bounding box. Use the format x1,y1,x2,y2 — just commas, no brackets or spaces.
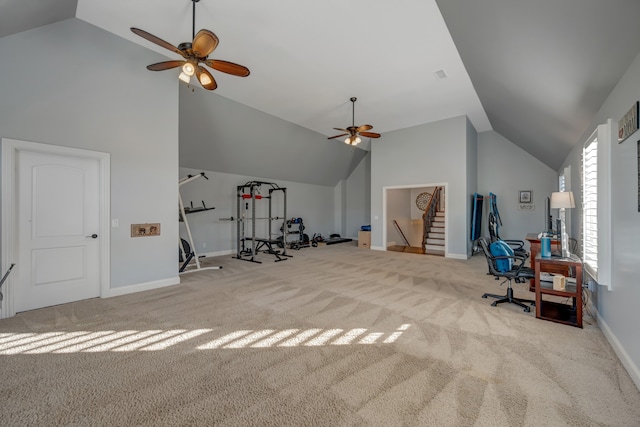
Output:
581,120,612,289
582,132,598,277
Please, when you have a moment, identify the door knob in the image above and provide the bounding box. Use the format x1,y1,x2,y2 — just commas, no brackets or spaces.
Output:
86,234,98,239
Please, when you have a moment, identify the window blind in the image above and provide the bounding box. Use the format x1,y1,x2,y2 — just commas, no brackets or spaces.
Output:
582,134,598,277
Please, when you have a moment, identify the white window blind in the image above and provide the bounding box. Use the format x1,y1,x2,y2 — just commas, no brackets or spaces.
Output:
582,133,598,277
581,120,612,289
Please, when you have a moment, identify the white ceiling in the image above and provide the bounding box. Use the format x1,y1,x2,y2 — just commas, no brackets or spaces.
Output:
74,0,491,139
3,0,640,170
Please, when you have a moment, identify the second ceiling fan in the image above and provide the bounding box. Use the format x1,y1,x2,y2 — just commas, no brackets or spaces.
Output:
328,97,381,146
130,0,249,91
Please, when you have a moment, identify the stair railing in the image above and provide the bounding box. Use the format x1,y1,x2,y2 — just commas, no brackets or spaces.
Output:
422,186,443,252
392,220,411,246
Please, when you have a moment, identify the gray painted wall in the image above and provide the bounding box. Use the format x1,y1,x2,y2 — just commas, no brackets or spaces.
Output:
345,153,371,239
178,167,335,255
560,49,640,386
466,118,478,254
0,18,179,288
477,131,558,247
178,85,366,187
370,115,471,257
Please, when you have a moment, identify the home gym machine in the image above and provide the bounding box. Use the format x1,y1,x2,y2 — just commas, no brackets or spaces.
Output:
234,181,291,263
178,172,222,273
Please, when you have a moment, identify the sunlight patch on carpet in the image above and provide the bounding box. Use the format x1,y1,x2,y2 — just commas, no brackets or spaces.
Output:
0,324,411,354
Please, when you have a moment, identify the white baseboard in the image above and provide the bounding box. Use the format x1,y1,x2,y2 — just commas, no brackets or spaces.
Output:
371,246,386,251
105,276,180,298
446,253,469,260
595,307,640,391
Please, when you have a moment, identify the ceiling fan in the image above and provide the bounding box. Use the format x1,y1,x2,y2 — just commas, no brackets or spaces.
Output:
130,0,249,91
328,97,381,146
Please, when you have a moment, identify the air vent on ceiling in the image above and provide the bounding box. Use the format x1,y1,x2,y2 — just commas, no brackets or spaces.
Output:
433,69,448,80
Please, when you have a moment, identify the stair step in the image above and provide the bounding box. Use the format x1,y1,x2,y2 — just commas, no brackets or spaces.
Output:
426,237,444,244
428,232,445,239
435,212,445,217
425,243,444,251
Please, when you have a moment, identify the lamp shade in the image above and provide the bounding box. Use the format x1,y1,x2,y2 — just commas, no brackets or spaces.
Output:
550,191,575,209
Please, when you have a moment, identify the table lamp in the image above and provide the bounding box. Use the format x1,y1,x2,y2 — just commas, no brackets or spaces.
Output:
550,191,575,257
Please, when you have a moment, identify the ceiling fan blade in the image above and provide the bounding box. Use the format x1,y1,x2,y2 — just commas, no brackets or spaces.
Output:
356,124,373,132
196,66,218,91
328,134,349,140
130,27,186,58
146,60,185,71
359,131,381,138
204,59,250,77
192,29,219,58
333,128,350,133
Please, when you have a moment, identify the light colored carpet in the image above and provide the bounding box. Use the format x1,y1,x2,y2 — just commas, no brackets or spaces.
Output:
1,243,639,426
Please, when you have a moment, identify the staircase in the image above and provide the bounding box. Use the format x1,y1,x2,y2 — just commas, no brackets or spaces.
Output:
422,186,445,256
424,210,445,255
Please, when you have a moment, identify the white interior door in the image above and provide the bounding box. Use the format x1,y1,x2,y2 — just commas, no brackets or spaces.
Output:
16,150,101,312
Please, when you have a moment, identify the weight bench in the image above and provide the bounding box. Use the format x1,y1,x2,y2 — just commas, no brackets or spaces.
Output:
237,238,291,263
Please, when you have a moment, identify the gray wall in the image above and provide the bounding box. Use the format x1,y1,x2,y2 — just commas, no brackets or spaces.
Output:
178,167,335,254
560,49,640,387
178,85,366,187
0,19,179,289
345,153,371,239
370,115,472,257
477,131,558,247
466,118,478,253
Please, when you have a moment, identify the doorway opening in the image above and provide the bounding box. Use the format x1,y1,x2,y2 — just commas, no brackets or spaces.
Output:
383,183,447,256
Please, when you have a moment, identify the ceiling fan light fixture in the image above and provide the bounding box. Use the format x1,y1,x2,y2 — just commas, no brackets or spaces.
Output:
182,62,196,76
199,72,212,86
178,72,191,83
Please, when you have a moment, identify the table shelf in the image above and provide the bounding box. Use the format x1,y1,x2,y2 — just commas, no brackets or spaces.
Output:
534,254,583,328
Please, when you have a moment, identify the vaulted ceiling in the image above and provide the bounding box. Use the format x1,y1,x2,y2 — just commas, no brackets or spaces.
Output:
3,0,640,171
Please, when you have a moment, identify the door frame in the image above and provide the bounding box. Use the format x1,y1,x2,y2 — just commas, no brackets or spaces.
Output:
1,138,110,319
382,182,448,255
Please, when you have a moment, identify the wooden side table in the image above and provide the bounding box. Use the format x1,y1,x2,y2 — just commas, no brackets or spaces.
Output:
525,233,561,291
534,254,583,328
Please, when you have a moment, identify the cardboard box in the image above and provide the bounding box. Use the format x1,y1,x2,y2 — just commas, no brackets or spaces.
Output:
553,275,566,291
358,231,371,249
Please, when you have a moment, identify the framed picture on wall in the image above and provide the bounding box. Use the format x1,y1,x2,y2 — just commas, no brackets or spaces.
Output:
519,190,532,204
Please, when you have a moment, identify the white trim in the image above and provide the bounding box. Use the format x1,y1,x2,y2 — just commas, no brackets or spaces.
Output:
596,120,613,290
446,253,469,260
1,138,110,319
382,182,448,255
371,246,386,251
595,307,640,391
104,277,180,298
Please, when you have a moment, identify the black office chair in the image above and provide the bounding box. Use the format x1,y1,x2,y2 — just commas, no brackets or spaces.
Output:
487,212,527,257
478,237,535,312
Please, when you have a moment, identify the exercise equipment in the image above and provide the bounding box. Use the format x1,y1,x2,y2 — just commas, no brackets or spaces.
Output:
178,172,222,273
280,217,309,250
234,181,291,263
0,263,16,302
324,234,353,245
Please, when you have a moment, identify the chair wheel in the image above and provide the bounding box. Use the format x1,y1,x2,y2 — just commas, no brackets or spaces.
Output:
482,295,488,298
491,302,497,307
524,307,530,312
